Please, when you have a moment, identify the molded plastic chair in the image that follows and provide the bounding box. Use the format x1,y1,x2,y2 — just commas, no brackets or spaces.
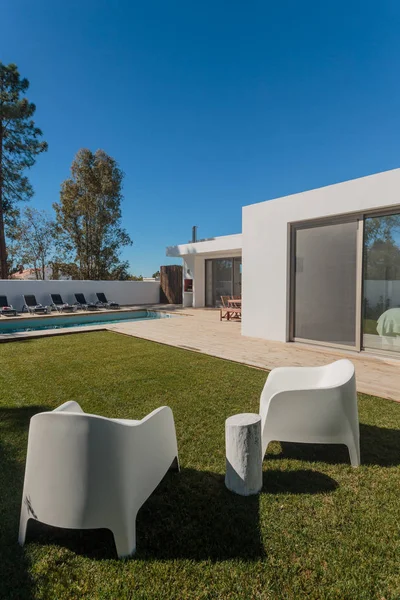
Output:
19,401,180,557
259,359,360,466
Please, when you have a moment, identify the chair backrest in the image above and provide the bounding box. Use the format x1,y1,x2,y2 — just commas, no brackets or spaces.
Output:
97,292,107,303
220,296,230,308
0,295,9,307
24,409,129,527
51,294,64,305
261,359,357,445
24,294,39,307
75,293,86,304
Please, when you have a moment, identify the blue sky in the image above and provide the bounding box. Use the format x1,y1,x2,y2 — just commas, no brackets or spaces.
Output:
2,1,400,275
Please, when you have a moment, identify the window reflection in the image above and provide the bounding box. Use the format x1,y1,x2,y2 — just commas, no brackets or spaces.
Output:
363,214,400,352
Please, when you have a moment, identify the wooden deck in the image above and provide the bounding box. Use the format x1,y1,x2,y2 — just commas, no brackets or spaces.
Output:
109,306,400,402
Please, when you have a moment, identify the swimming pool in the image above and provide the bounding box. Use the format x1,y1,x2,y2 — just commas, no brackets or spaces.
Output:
0,310,170,335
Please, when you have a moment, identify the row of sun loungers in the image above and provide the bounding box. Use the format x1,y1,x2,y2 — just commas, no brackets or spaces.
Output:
0,293,120,316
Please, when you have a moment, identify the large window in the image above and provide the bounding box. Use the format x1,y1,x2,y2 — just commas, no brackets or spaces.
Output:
293,220,358,347
363,213,400,353
205,257,242,306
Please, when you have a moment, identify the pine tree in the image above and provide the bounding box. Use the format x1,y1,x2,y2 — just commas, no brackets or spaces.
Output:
0,63,48,278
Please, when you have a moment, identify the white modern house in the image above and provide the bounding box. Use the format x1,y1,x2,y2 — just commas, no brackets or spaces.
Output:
167,168,400,356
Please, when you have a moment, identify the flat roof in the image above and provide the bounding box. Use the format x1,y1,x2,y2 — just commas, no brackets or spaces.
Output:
166,233,242,257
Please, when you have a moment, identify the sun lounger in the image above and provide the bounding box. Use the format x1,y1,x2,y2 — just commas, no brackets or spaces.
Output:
50,294,76,312
74,293,99,311
0,296,17,316
95,292,120,309
22,295,48,314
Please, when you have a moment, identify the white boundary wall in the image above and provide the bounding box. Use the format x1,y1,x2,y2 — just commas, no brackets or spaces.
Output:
0,280,160,311
242,168,400,342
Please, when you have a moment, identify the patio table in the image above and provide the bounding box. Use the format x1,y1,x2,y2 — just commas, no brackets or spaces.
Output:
227,299,242,308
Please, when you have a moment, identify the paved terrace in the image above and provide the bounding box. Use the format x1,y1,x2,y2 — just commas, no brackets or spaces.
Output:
108,306,400,403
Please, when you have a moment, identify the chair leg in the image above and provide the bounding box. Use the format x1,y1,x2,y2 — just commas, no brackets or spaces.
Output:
347,438,360,467
113,521,137,558
169,456,180,472
18,506,30,546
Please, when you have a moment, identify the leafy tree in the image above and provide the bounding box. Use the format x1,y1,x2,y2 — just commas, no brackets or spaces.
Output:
13,207,57,279
152,270,160,279
54,148,132,280
0,63,47,278
49,261,80,280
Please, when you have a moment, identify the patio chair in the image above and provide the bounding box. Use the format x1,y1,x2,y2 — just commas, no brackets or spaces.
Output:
0,295,17,316
259,359,360,466
95,292,120,309
22,295,48,314
49,294,76,312
220,296,231,321
74,293,99,311
220,295,242,321
19,401,180,558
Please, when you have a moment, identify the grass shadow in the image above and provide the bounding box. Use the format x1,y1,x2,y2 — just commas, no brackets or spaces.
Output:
0,405,50,599
25,468,264,561
265,423,400,467
137,468,263,560
262,469,338,494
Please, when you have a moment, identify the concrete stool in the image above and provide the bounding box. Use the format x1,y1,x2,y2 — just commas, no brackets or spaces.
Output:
225,413,262,496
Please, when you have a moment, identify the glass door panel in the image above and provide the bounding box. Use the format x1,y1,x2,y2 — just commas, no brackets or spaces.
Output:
213,259,233,305
363,213,400,353
293,220,358,346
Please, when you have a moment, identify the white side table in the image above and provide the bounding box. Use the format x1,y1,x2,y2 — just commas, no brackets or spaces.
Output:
225,413,262,496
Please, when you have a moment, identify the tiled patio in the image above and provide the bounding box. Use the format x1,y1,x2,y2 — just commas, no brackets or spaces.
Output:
109,306,400,402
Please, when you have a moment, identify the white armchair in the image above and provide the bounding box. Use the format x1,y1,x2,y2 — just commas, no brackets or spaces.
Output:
260,359,360,466
19,401,179,557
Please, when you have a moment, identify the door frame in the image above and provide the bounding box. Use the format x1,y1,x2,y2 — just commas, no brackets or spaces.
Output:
205,256,242,307
289,205,400,354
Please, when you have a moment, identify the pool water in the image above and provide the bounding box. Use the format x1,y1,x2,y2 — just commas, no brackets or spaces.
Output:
0,310,170,335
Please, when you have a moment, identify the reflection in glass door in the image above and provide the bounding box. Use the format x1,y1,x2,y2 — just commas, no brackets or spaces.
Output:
293,220,358,346
205,257,242,306
363,213,400,353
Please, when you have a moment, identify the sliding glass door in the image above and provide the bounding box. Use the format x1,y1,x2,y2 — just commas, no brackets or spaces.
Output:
363,213,400,353
293,219,359,347
205,257,242,306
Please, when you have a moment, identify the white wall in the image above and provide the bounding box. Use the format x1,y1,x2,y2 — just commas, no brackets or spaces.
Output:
242,168,400,342
0,280,160,311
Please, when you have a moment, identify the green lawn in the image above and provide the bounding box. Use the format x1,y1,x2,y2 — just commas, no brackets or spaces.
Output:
0,332,399,600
